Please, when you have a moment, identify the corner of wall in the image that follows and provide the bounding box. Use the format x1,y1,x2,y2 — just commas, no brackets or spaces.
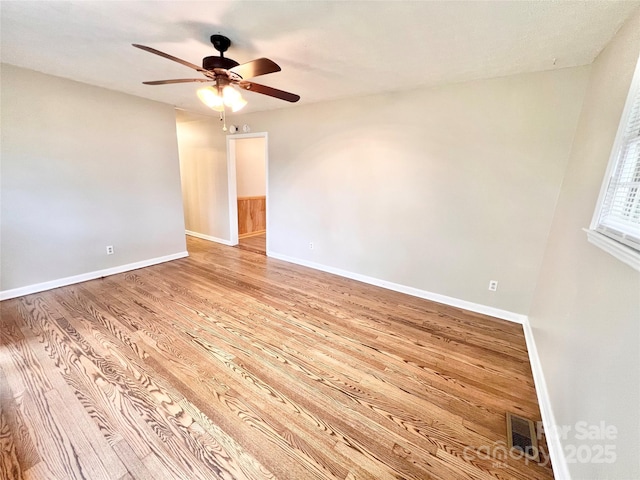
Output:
522,319,570,479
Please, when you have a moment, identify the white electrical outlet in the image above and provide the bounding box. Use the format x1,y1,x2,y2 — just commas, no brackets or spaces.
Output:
309,242,314,250
489,280,498,291
106,245,114,255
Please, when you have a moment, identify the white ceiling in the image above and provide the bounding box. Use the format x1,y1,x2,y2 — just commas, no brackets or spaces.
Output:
1,1,638,115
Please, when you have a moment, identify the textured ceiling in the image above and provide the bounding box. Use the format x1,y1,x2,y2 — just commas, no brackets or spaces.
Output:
1,1,638,115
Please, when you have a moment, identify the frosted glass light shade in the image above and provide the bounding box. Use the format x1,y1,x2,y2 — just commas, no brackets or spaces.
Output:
230,97,247,112
197,85,246,112
223,85,247,112
197,87,224,112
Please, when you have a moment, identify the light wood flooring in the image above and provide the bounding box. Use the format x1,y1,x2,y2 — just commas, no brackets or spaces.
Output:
237,233,266,255
0,236,554,479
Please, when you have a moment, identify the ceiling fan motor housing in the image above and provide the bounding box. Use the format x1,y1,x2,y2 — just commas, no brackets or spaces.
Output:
203,56,239,70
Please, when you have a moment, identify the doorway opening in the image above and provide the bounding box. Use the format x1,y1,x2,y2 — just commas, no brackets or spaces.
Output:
226,133,268,255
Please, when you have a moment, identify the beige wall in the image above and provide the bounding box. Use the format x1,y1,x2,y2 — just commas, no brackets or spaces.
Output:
185,67,589,315
236,137,266,198
529,10,640,479
176,117,229,240
0,64,186,293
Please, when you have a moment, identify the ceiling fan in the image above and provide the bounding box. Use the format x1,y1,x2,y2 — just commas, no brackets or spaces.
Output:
133,34,300,113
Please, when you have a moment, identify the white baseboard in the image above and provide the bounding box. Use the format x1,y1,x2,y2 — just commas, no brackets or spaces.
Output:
522,319,570,480
266,251,527,324
186,230,234,246
0,251,189,301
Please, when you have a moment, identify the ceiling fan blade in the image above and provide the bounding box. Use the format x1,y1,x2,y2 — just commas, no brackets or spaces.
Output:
132,44,210,75
142,79,213,85
229,58,281,80
239,81,300,103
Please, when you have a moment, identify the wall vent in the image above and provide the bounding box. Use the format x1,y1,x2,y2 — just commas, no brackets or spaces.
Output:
506,412,540,461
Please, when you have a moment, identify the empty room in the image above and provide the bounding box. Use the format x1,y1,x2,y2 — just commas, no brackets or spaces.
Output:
1,2,639,479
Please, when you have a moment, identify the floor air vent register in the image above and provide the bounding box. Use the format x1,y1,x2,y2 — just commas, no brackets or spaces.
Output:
506,412,540,461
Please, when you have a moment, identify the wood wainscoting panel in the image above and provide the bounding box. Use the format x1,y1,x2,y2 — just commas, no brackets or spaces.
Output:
237,196,266,238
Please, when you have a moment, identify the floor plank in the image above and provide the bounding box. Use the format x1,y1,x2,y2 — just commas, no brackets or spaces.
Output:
0,404,23,480
237,233,266,255
0,236,554,479
0,366,40,476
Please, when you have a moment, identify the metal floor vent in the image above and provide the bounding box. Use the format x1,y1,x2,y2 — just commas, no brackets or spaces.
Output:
506,412,540,461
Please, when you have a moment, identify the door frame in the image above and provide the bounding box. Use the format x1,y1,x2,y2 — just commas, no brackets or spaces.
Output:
226,132,269,249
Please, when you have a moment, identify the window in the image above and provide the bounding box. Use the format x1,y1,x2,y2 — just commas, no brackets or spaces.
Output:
586,54,640,271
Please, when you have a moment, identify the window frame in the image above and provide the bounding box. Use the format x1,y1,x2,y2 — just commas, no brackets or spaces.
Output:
586,53,640,272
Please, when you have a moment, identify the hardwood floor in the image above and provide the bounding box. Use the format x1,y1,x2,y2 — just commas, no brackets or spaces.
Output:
237,233,266,255
0,236,553,479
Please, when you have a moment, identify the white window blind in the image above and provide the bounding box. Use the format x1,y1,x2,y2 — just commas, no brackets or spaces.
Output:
590,54,640,261
596,85,640,249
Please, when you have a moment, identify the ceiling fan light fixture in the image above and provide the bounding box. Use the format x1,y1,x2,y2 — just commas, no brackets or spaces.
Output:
197,86,224,112
222,85,247,112
230,96,247,112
